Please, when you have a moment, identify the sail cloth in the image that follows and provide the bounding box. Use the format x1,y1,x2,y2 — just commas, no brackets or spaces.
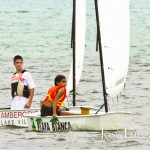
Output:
66,0,86,97
98,0,130,98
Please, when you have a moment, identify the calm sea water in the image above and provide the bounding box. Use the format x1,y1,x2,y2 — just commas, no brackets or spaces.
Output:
0,0,150,149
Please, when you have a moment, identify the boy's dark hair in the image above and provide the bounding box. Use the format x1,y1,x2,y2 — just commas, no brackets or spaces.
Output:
13,55,23,63
54,75,66,86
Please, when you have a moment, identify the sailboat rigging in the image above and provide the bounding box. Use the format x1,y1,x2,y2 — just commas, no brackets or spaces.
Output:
66,0,86,106
94,0,108,113
72,0,76,106
67,0,130,112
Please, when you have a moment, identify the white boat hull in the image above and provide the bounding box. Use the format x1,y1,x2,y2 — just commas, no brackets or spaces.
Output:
0,106,97,127
0,108,40,127
26,110,131,131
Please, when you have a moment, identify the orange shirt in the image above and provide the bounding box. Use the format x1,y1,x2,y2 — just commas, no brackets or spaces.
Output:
44,86,66,109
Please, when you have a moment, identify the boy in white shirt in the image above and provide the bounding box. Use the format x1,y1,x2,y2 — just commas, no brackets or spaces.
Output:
11,55,35,110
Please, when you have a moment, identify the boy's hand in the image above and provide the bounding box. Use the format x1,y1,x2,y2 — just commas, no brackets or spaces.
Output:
25,100,32,108
53,113,57,118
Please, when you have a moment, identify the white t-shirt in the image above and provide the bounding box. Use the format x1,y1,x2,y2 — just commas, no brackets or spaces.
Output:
11,71,35,110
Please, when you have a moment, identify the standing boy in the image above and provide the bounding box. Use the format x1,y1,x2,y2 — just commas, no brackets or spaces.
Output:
11,55,35,109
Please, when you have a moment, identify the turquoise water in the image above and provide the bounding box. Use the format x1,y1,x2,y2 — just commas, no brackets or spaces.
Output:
0,0,150,149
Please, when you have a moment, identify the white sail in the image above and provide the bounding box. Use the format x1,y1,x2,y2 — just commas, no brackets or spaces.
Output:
66,0,86,97
98,0,130,98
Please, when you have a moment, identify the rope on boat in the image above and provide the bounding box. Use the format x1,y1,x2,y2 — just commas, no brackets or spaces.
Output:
95,103,105,114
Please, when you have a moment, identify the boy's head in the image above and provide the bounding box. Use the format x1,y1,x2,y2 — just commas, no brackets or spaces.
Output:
13,55,23,63
54,75,66,86
13,55,23,71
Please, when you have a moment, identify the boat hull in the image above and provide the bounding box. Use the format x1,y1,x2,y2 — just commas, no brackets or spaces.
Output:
0,108,40,127
0,106,97,127
26,111,131,131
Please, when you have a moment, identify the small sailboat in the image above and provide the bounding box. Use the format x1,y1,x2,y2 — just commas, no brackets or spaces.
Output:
26,0,131,132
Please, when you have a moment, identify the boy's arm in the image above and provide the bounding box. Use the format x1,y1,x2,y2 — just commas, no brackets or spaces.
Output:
25,88,34,108
52,88,64,118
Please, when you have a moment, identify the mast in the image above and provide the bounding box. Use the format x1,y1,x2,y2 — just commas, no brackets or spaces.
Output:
72,0,76,106
94,0,108,112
